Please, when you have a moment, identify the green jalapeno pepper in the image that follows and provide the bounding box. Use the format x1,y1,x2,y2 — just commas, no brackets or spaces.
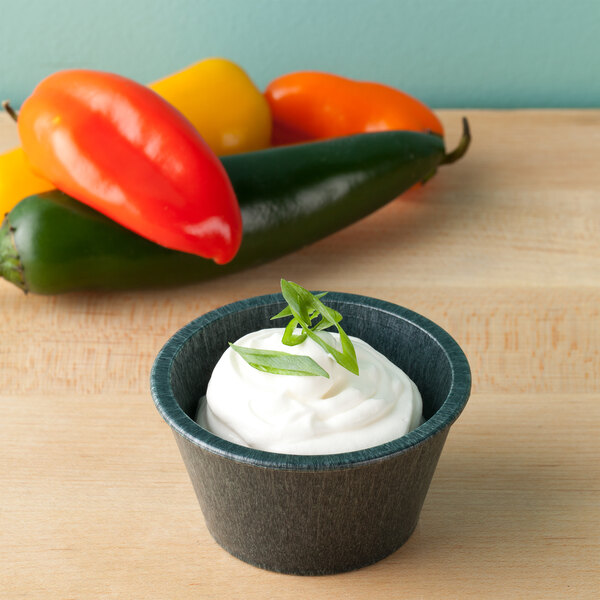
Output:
0,121,470,294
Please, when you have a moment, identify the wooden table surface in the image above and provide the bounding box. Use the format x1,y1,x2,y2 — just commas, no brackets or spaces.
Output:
1,111,598,599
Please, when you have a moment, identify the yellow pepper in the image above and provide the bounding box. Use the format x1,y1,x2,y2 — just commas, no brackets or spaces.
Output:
0,148,55,216
150,57,271,156
0,57,271,216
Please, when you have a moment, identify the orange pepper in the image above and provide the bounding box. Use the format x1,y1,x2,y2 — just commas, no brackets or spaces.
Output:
265,71,444,145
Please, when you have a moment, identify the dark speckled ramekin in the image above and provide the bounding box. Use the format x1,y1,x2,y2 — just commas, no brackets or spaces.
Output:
150,292,471,575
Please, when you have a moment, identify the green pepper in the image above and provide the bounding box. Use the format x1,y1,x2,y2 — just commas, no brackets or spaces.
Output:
0,121,470,294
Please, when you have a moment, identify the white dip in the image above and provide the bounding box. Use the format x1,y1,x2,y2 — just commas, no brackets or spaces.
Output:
197,328,423,455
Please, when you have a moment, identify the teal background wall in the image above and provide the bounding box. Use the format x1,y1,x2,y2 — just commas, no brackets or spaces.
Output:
1,0,598,108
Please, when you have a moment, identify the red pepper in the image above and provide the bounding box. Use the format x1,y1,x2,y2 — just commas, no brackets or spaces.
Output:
265,71,444,145
18,69,242,264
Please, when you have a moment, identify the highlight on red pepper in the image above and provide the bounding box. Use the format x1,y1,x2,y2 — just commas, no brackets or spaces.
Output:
17,69,242,264
265,71,444,145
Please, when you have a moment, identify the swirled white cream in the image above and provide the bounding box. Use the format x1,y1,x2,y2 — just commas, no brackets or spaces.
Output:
197,328,423,455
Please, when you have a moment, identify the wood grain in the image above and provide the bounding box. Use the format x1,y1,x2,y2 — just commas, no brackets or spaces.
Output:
1,110,598,599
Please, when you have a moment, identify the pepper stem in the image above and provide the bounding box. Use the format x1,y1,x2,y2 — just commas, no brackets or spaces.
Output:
2,100,18,123
442,117,471,165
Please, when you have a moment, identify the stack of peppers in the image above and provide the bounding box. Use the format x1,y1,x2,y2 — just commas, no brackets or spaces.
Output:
0,61,470,294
